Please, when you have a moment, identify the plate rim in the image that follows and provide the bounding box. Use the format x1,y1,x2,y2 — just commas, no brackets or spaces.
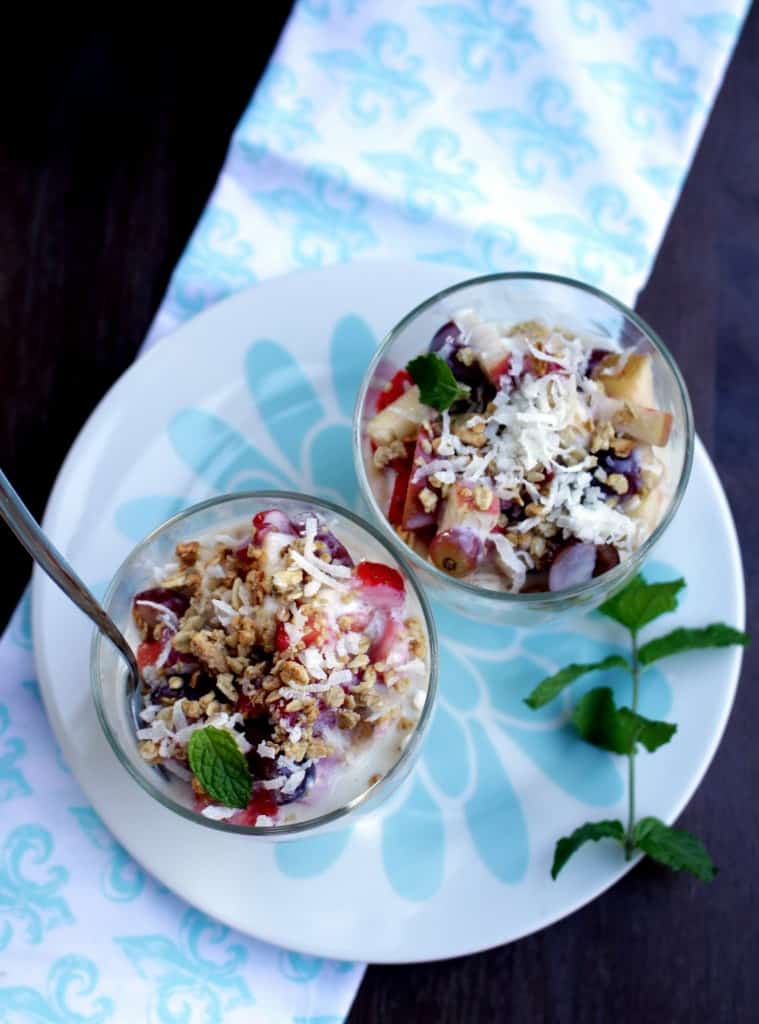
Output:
30,261,747,963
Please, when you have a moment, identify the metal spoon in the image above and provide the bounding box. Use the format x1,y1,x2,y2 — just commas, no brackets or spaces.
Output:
0,468,143,728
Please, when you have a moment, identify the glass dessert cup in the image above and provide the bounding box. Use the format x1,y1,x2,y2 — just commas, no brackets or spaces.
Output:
91,491,438,838
354,272,694,627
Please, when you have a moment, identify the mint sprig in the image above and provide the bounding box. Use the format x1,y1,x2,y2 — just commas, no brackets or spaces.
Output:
524,654,628,709
638,624,749,666
525,573,748,881
632,817,717,881
406,353,470,411
187,726,252,809
572,687,677,755
551,820,625,880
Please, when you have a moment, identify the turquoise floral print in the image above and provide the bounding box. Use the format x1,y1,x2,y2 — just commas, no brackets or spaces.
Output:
69,808,146,902
165,208,256,320
113,316,673,902
533,184,649,285
236,64,320,164
115,908,254,1024
421,0,540,80
586,35,703,136
254,163,377,267
688,12,742,43
0,705,31,802
418,222,535,272
0,955,114,1024
0,825,73,950
474,78,598,186
363,128,484,222
311,22,431,123
568,0,650,32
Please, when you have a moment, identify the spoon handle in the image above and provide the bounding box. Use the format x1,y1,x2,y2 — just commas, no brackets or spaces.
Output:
0,468,139,677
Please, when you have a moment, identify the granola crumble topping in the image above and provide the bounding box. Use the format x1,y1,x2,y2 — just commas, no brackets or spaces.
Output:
132,508,429,826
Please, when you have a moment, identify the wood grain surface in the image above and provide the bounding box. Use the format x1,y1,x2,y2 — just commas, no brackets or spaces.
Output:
1,10,756,1022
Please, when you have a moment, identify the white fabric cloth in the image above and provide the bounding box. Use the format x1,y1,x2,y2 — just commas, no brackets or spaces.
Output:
0,1,748,1020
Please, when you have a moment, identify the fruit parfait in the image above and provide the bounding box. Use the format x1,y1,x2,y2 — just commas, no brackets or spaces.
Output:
130,505,432,828
362,310,676,596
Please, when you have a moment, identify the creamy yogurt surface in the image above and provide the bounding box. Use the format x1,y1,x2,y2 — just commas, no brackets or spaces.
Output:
130,509,430,826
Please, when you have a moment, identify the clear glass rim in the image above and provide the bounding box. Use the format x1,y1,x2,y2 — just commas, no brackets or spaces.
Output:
90,489,439,837
353,270,695,605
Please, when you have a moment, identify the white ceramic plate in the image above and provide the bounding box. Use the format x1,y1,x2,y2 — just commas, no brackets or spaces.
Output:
32,261,745,963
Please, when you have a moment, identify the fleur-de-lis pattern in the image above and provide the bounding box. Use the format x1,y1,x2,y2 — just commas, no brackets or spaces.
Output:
311,22,431,124
0,954,114,1023
585,35,703,136
568,0,650,32
0,825,73,950
2,0,748,1015
69,808,146,902
0,704,31,802
115,909,254,1024
421,0,541,80
363,127,484,222
532,184,650,284
474,78,597,186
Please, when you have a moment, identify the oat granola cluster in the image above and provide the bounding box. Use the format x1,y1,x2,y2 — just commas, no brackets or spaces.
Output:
133,509,428,824
367,315,672,593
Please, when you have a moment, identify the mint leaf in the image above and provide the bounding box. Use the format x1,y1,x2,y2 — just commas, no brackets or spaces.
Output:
598,575,685,633
551,820,626,879
632,817,717,881
187,726,252,809
638,624,749,666
572,687,676,754
524,654,628,709
406,353,470,411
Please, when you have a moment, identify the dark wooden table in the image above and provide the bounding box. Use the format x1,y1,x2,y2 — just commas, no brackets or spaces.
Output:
2,11,757,1023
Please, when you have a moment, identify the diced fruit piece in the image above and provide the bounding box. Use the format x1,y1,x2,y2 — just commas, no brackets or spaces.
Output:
437,480,499,536
548,542,597,592
521,569,550,593
275,621,290,652
356,560,405,593
227,788,280,826
367,386,432,445
137,639,163,670
593,544,620,577
133,587,189,626
429,320,489,393
586,347,613,376
430,527,483,577
388,454,414,527
630,488,665,534
598,447,642,496
401,426,437,530
376,369,413,413
253,509,296,543
315,529,354,567
594,352,656,407
466,321,511,384
366,609,400,660
614,404,672,446
429,320,463,356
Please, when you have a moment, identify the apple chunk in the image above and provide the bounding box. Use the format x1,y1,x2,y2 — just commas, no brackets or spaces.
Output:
429,480,499,577
594,352,655,407
367,386,432,445
614,403,672,446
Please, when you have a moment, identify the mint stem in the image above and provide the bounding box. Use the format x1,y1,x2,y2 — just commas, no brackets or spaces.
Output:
625,630,640,860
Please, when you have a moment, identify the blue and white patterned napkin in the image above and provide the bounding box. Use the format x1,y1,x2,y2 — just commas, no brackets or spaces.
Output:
0,1,748,1021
